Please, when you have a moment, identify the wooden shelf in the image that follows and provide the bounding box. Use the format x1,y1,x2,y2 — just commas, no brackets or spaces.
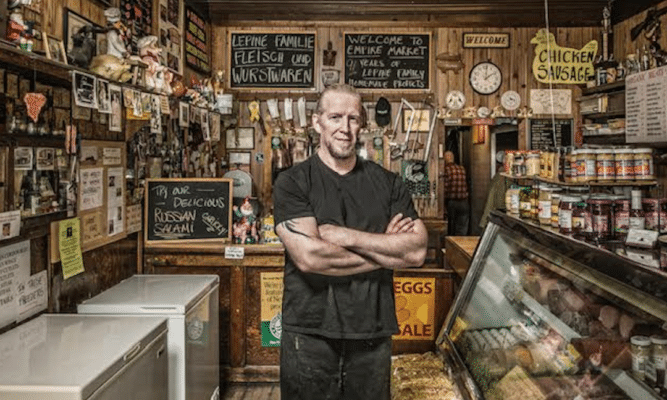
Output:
581,80,625,96
500,173,656,187
582,111,625,119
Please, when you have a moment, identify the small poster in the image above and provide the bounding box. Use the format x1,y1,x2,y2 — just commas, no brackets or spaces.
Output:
260,272,284,347
35,148,55,171
14,147,33,170
103,147,122,166
210,113,221,142
82,211,103,244
107,167,124,236
0,211,21,241
80,168,104,211
109,84,123,132
0,240,30,329
59,218,84,280
392,277,436,341
97,79,111,114
126,204,142,233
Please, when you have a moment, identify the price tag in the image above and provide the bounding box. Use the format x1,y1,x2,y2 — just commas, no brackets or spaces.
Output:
225,246,245,259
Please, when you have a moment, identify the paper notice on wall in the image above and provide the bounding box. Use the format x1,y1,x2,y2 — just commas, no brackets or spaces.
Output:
59,218,84,280
260,272,283,347
107,167,124,236
0,211,21,241
0,240,30,330
17,270,47,322
103,147,122,166
80,168,104,211
210,112,221,142
126,204,142,234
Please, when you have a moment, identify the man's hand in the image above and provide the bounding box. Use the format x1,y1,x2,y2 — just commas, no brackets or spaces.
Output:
385,213,415,234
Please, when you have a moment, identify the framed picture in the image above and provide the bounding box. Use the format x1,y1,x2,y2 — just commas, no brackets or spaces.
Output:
402,108,432,133
63,8,106,58
97,79,111,113
108,84,122,132
179,102,189,127
44,34,68,64
72,70,97,109
226,127,255,150
229,151,251,166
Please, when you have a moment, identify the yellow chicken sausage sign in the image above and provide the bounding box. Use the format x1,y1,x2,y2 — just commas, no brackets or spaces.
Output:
531,28,598,84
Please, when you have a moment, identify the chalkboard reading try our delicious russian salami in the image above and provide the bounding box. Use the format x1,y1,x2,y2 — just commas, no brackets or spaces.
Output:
229,32,316,88
145,179,232,243
345,33,430,90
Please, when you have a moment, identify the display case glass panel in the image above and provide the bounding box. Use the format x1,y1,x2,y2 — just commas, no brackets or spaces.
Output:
439,212,667,400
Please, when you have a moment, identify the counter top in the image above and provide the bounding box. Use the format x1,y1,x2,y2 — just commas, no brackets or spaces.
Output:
444,236,480,278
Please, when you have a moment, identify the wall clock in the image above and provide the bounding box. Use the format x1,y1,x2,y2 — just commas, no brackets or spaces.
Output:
445,90,466,110
477,106,491,118
501,90,521,111
469,61,502,95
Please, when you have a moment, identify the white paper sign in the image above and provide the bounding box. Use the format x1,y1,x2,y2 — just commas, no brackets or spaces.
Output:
0,240,30,329
107,167,124,236
0,211,21,241
17,270,47,322
126,204,142,234
103,148,122,166
625,65,667,143
225,246,245,259
530,89,572,115
80,168,104,211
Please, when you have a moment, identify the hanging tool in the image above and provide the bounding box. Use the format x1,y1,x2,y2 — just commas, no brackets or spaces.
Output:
389,98,415,160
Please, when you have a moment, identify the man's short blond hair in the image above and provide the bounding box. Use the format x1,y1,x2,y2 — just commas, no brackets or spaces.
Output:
315,84,367,128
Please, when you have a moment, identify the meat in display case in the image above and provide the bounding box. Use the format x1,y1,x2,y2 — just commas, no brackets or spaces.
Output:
437,211,667,400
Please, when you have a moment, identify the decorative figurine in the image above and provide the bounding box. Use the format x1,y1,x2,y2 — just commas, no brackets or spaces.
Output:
137,35,172,94
103,8,130,59
6,8,39,51
232,197,259,244
67,25,104,68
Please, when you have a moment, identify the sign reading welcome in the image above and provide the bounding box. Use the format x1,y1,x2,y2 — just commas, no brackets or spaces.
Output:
531,28,597,84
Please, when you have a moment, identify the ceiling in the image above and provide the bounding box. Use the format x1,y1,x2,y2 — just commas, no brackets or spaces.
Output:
190,0,665,27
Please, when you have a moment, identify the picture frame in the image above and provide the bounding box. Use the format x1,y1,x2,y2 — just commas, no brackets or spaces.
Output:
226,127,255,150
179,102,189,127
63,8,106,58
402,108,432,133
43,34,68,64
108,84,123,132
228,151,251,166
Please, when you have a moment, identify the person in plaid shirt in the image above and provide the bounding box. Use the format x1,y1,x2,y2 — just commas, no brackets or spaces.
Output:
443,151,470,235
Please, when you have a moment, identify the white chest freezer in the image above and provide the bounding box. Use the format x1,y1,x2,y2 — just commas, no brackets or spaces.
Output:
0,314,168,400
78,274,220,400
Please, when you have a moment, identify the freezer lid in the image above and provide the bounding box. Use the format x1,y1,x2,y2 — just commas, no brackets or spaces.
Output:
0,314,167,399
77,274,220,315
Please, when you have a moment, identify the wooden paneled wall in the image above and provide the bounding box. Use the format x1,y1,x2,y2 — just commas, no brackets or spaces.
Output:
211,23,598,223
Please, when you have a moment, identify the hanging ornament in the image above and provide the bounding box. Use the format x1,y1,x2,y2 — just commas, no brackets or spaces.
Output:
248,101,260,122
24,93,47,123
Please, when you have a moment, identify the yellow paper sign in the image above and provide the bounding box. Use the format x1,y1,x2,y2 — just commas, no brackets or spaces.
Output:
393,277,436,340
59,218,84,279
531,28,597,84
260,272,283,347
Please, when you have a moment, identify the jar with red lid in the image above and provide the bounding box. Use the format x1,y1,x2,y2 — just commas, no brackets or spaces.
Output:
588,197,612,243
643,198,661,231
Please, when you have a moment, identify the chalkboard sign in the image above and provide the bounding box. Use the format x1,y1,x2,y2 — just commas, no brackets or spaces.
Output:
145,178,232,244
185,6,210,73
344,33,430,90
229,31,316,88
530,119,573,150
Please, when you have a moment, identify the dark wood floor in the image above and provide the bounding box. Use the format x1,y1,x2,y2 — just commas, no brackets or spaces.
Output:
221,383,280,400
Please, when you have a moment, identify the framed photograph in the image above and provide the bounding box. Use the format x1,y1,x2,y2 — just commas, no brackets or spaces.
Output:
44,34,68,64
72,71,97,108
36,148,55,171
63,8,106,58
14,147,33,170
108,84,122,132
402,108,432,133
179,102,189,127
97,79,111,114
226,127,255,150
229,151,251,166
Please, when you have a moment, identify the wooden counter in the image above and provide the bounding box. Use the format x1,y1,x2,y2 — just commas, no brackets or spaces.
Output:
444,236,480,279
145,243,456,383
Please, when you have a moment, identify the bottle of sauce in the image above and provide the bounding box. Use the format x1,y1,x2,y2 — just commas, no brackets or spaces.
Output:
630,190,645,230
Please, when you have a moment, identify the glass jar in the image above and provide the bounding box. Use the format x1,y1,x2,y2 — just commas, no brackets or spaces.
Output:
526,151,540,177
651,336,667,388
530,185,540,221
643,198,661,231
559,195,581,235
596,148,615,182
506,187,520,215
551,193,561,228
576,149,597,183
504,151,515,174
630,190,646,230
519,186,532,219
588,197,612,243
512,153,526,177
634,148,655,180
613,196,631,240
538,185,559,226
632,335,652,381
572,200,588,238
564,148,577,183
615,148,635,181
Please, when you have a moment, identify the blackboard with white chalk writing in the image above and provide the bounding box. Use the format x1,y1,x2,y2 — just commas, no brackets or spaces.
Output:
344,33,430,90
145,178,233,244
229,31,316,88
530,118,573,150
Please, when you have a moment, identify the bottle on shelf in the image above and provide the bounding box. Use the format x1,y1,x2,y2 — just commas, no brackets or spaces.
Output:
29,170,41,216
630,190,645,230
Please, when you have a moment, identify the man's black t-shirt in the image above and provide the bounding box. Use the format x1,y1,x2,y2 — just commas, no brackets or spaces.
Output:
273,154,418,339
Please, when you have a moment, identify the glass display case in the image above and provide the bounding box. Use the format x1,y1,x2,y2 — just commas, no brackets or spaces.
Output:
438,211,667,400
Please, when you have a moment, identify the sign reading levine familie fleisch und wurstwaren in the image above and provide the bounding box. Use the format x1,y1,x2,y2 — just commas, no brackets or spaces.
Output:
229,31,316,89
